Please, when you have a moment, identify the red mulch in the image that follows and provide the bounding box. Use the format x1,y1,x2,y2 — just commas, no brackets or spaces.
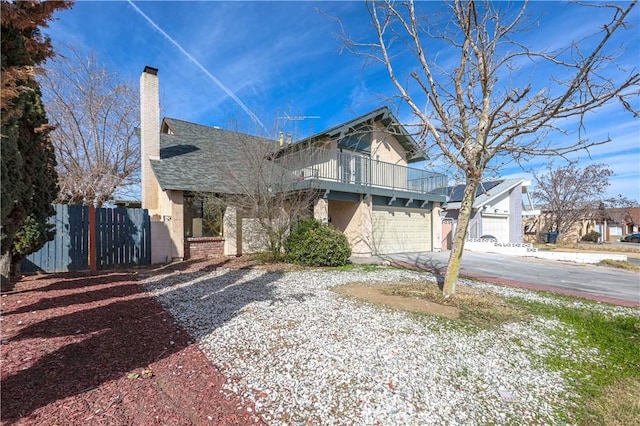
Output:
1,258,267,425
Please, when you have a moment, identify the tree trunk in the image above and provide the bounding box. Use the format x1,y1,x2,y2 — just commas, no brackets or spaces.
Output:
12,256,22,279
1,250,14,292
442,176,479,297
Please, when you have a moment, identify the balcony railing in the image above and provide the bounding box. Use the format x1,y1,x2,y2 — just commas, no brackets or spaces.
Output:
275,147,447,195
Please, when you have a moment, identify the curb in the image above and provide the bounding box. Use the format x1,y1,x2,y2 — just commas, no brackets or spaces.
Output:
391,260,640,308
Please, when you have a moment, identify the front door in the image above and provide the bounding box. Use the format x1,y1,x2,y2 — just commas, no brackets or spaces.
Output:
442,218,453,250
340,150,366,185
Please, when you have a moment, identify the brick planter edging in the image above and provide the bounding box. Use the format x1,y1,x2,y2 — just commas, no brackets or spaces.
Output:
184,237,224,259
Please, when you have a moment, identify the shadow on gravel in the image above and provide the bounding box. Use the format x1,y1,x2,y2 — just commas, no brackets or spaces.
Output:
378,253,448,289
145,267,314,341
0,263,284,423
146,257,232,275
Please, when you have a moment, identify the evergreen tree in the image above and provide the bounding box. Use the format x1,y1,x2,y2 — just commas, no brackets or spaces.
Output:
1,0,71,290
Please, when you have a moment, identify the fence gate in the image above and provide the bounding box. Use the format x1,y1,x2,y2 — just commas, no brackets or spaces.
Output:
95,207,150,270
22,205,150,273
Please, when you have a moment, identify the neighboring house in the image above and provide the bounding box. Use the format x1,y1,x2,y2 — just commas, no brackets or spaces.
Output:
532,206,639,243
595,207,640,241
441,179,539,247
533,208,596,243
139,66,448,262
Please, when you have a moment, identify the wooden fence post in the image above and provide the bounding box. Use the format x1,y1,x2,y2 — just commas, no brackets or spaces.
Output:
89,205,97,272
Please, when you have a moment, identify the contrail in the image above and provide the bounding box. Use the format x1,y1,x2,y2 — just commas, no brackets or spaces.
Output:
127,0,267,132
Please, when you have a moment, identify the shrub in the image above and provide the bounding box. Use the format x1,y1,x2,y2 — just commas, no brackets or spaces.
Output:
581,230,601,242
285,218,351,267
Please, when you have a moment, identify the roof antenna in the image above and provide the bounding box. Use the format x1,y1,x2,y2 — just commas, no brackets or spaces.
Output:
277,112,320,141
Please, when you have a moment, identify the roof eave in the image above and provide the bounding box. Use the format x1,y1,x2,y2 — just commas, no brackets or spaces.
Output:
473,179,525,208
274,106,427,161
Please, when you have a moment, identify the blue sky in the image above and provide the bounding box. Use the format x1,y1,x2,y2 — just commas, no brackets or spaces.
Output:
43,0,639,201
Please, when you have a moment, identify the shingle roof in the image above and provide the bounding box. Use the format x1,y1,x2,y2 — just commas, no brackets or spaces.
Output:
604,206,640,225
149,118,280,193
144,109,429,194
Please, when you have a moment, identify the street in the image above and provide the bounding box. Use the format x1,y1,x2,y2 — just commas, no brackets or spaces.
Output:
361,251,640,307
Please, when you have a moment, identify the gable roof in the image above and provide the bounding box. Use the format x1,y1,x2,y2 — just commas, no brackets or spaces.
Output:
444,179,526,210
601,206,640,225
143,107,429,194
148,118,279,193
276,107,427,163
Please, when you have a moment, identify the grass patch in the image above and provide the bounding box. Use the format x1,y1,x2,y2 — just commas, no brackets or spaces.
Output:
512,299,640,424
378,282,529,327
532,244,555,251
597,259,640,271
333,263,384,272
252,252,283,264
338,276,639,423
587,377,640,426
557,243,640,253
535,242,640,254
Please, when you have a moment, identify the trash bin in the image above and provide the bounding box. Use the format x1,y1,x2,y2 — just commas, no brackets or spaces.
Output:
547,232,559,244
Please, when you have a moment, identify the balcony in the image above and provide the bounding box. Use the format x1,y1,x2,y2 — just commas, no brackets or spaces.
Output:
275,147,448,197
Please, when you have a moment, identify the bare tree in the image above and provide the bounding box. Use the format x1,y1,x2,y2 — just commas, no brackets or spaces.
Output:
196,131,318,261
39,45,140,206
533,162,612,241
602,195,638,211
597,194,639,238
339,0,639,295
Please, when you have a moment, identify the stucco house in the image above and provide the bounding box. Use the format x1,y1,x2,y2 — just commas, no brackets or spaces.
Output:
139,66,448,263
533,206,640,243
594,206,640,241
441,179,539,248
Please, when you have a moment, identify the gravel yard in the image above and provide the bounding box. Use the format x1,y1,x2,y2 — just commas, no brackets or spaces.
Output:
0,266,264,425
143,267,633,425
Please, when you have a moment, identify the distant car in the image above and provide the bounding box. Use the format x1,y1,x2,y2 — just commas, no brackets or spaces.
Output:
621,233,640,243
480,234,497,241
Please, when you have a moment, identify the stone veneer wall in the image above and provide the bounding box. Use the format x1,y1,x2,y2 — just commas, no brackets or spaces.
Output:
184,237,224,260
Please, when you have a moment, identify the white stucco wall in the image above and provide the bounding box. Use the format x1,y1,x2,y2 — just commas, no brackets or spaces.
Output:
482,192,510,214
141,67,185,263
223,206,240,256
329,197,373,257
432,203,442,251
152,189,184,260
140,68,160,213
371,125,406,165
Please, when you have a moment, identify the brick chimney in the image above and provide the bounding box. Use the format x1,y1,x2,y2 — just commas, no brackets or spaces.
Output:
140,66,160,212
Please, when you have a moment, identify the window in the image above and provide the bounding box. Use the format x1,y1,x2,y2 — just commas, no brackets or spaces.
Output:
338,127,371,153
184,195,225,238
524,220,536,234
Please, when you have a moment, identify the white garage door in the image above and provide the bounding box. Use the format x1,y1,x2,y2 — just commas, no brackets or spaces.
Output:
608,225,622,238
482,216,509,242
372,207,431,254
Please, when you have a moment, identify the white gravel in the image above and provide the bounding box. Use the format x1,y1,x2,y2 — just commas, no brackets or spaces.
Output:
143,267,636,425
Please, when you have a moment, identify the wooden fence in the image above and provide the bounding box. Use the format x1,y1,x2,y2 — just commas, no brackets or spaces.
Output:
22,204,150,273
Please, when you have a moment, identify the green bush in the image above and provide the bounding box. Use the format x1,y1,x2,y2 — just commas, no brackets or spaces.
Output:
581,230,601,242
285,218,351,267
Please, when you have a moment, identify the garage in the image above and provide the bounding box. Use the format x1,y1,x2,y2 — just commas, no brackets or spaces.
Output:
481,216,509,242
372,206,431,254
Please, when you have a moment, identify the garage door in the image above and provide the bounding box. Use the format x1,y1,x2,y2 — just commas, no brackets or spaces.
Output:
372,207,431,254
482,216,508,242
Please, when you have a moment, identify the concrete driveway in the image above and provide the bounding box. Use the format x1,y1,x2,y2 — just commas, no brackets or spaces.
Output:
354,251,640,307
